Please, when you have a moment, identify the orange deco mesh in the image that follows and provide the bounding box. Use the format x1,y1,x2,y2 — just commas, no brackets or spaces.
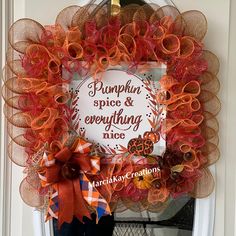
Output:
2,0,220,222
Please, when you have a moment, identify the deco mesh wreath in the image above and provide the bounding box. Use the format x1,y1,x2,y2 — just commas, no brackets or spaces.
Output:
2,0,220,228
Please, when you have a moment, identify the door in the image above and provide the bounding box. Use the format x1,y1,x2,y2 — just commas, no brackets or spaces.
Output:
0,0,235,236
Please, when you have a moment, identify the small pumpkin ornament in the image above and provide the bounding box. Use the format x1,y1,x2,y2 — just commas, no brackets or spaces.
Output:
133,173,154,190
143,131,160,143
128,135,154,155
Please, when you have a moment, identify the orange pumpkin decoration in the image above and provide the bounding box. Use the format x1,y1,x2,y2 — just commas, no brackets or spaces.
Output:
127,135,154,155
133,173,154,190
143,131,160,143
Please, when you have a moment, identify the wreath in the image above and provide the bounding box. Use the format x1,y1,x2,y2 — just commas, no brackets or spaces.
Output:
2,1,220,228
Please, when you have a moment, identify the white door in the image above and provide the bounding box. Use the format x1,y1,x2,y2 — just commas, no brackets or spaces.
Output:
0,0,235,236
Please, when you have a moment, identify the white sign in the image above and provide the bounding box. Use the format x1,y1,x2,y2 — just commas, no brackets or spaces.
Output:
71,68,165,155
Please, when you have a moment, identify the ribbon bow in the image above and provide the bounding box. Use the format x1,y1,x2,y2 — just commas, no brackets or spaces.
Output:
39,138,110,228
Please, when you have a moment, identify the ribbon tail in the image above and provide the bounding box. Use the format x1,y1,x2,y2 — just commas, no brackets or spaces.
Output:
73,178,91,222
80,174,111,222
58,180,74,228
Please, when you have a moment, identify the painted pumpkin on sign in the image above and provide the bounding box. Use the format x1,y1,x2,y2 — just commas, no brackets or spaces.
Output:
143,131,160,143
128,135,154,156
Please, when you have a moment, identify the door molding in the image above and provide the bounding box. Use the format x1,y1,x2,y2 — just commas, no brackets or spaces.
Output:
0,0,14,235
224,0,236,235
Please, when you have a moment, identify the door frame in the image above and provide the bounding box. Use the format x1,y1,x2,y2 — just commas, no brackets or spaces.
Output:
0,0,14,235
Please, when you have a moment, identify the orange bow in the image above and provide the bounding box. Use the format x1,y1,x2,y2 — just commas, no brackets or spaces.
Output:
40,138,100,227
